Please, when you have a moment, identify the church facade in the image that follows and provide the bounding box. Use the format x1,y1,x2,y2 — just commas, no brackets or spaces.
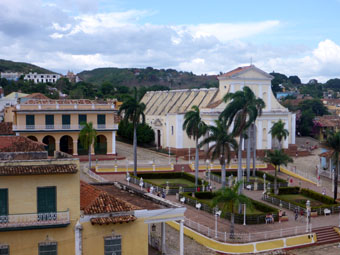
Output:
140,65,296,152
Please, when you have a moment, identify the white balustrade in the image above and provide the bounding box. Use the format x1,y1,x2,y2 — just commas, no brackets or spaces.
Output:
0,210,70,229
13,124,118,131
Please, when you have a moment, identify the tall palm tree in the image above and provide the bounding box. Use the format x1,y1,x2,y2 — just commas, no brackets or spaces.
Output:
263,150,293,195
221,86,265,186
269,119,289,150
212,181,252,238
79,122,97,170
183,105,207,187
118,88,146,176
199,119,238,188
324,131,340,202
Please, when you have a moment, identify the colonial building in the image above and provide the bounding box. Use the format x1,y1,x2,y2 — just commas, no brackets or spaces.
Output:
24,72,61,84
0,72,23,81
141,65,296,152
10,98,119,156
0,136,186,255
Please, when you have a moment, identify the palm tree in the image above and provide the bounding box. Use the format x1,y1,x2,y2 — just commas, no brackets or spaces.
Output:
212,181,252,238
183,105,207,187
199,119,238,188
118,88,146,176
269,119,289,150
324,131,340,203
221,86,265,186
263,150,293,195
79,122,97,170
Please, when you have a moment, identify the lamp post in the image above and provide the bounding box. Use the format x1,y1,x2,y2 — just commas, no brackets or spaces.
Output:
338,206,340,228
243,204,246,225
306,200,311,232
168,147,171,165
215,207,221,238
188,147,191,164
263,173,266,193
126,172,130,185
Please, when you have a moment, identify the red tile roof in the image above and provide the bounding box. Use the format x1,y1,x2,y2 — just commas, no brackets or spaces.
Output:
219,65,252,78
24,93,50,99
0,136,45,152
80,181,138,225
23,99,116,105
0,164,78,176
0,122,14,135
314,115,340,128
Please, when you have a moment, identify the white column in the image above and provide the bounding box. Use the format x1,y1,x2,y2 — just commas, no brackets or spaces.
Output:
267,85,271,110
180,220,184,255
267,121,272,149
291,114,296,144
166,116,170,147
73,141,78,156
112,131,116,154
161,222,166,253
257,120,262,149
75,221,83,255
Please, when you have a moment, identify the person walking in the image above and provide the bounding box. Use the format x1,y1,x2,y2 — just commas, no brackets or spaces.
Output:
294,208,298,221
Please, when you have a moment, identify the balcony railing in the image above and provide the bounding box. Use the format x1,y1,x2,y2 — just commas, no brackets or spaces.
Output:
0,210,70,231
13,124,118,131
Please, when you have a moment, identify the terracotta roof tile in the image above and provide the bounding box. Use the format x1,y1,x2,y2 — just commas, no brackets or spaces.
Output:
219,65,252,78
0,123,14,135
81,181,139,214
90,215,136,225
0,136,45,152
23,99,116,105
24,93,50,99
314,115,340,127
0,164,78,176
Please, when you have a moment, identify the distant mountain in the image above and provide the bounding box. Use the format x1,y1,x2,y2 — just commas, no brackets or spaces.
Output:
0,59,55,74
77,67,218,89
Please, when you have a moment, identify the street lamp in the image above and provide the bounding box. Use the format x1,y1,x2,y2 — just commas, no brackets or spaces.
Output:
306,200,311,232
338,206,340,228
168,147,171,164
188,147,191,164
243,204,246,225
215,207,222,238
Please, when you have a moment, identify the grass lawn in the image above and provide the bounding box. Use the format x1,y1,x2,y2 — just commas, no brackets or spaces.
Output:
198,198,263,215
278,194,325,207
145,178,195,188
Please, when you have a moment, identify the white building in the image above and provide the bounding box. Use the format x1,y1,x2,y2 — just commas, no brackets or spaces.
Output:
140,65,296,152
0,72,23,81
24,72,61,83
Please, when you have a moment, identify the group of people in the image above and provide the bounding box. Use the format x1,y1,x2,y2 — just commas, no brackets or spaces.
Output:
265,214,274,224
148,185,166,198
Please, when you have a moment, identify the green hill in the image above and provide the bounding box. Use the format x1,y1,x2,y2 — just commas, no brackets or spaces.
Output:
0,59,55,74
78,67,218,89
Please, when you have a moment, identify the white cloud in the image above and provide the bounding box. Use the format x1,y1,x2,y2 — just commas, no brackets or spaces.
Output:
0,1,339,83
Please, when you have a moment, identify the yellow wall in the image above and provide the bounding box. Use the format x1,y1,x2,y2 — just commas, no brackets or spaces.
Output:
0,159,80,255
82,219,148,255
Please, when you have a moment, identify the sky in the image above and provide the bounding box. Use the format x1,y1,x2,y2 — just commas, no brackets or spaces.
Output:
1,0,340,82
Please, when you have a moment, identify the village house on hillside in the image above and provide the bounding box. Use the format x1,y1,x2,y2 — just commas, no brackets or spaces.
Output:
140,65,296,154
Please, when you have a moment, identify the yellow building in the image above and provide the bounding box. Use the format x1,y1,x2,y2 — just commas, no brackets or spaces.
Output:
0,136,186,255
10,98,119,156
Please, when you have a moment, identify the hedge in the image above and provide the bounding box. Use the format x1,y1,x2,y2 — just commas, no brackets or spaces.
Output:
301,188,335,205
278,187,300,195
211,170,286,183
137,172,208,187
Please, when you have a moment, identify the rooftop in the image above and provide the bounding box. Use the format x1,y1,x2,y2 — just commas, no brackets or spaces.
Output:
218,65,253,78
0,122,14,135
0,164,78,176
0,136,45,152
314,115,340,127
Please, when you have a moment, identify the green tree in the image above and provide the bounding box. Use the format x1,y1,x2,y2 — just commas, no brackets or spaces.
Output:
79,122,97,170
100,81,114,95
298,99,329,116
297,109,315,136
269,120,289,150
183,105,207,187
199,119,238,188
263,150,293,194
212,182,252,238
221,86,265,185
118,88,146,176
324,131,340,202
288,75,301,85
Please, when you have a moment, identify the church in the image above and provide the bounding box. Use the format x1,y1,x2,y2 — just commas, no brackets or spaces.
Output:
140,65,296,153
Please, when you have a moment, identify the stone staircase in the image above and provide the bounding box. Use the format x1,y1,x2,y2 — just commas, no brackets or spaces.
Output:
313,226,340,245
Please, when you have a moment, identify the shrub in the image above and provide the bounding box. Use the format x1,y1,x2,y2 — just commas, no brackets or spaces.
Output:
137,172,208,187
118,121,155,145
301,188,335,205
194,192,215,200
278,186,300,195
211,170,286,183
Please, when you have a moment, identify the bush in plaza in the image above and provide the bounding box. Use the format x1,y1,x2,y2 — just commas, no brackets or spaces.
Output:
278,186,300,195
300,188,335,205
211,170,287,183
118,121,155,145
137,172,208,187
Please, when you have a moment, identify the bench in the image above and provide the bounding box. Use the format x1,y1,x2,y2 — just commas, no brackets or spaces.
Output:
311,211,318,217
280,216,289,222
196,203,202,210
180,197,185,204
324,208,331,216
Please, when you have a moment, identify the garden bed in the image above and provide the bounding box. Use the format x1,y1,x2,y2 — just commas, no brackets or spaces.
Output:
263,186,340,215
180,191,278,224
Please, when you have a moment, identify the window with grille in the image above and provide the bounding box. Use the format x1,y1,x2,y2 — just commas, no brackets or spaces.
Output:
0,245,9,255
104,236,121,255
38,242,57,255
